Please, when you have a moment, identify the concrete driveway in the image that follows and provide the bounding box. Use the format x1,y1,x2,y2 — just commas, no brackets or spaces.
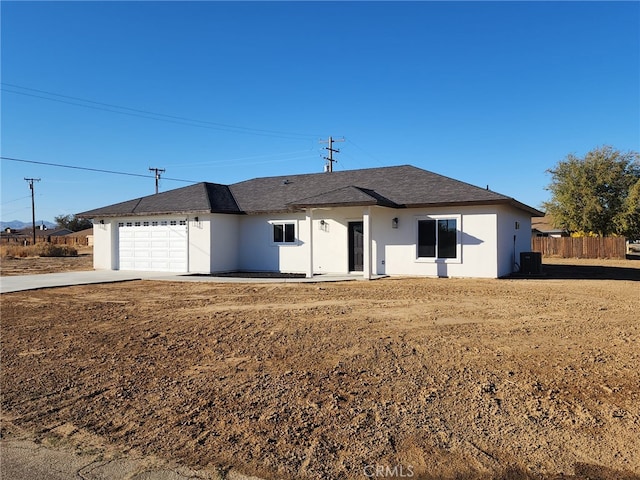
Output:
1,270,382,293
0,270,173,294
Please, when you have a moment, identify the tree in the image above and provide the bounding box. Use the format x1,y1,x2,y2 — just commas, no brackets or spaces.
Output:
617,178,640,239
542,146,640,237
55,214,93,232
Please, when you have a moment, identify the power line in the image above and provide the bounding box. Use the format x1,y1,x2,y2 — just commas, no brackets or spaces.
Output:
346,138,385,167
2,83,322,140
163,149,316,168
1,156,198,184
0,195,32,206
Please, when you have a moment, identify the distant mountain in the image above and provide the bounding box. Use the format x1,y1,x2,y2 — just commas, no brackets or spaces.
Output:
1,220,56,230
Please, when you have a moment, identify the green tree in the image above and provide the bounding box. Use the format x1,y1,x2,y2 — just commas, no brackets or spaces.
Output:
55,214,93,232
542,146,640,236
616,178,640,239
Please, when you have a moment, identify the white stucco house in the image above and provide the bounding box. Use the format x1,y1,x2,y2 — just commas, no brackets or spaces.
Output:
78,165,544,279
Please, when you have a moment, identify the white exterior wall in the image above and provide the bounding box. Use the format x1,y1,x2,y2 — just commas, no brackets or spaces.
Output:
371,206,499,278
237,207,367,274
187,216,211,274
188,214,239,273
496,205,534,277
311,206,368,274
238,213,309,273
237,205,502,278
92,219,117,270
92,205,532,278
210,214,240,272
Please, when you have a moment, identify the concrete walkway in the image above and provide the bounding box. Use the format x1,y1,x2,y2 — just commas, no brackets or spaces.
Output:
1,270,386,294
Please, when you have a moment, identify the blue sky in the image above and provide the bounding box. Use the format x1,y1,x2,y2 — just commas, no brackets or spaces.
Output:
2,1,638,223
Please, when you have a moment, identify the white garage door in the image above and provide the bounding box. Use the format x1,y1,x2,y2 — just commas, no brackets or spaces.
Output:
118,220,187,272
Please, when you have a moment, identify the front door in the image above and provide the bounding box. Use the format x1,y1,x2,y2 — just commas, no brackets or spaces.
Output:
348,221,364,272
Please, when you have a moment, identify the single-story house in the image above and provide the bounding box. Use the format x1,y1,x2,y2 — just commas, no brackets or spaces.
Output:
1,226,73,244
78,165,544,279
64,227,94,246
531,215,569,238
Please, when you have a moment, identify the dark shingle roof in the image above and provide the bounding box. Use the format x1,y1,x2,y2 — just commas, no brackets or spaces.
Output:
78,182,241,217
288,186,397,209
78,165,543,217
230,165,542,215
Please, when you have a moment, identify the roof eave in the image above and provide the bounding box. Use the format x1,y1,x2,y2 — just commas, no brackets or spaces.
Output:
77,208,234,218
404,199,544,216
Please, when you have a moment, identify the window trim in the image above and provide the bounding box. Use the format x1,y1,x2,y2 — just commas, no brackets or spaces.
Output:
269,220,299,245
415,214,461,263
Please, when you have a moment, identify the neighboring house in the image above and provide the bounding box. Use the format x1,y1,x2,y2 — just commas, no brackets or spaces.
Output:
1,226,73,244
531,215,569,238
64,227,94,246
78,165,544,279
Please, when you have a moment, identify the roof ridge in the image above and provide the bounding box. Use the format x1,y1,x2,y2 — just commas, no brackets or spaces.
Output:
232,164,415,185
291,184,372,203
202,183,214,212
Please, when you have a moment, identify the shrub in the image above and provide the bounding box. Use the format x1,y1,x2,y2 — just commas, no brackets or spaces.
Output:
0,243,78,259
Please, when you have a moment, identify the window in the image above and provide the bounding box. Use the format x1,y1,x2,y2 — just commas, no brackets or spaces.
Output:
126,222,133,227
179,220,186,226
170,220,177,226
151,221,158,226
417,218,458,259
143,221,149,226
118,222,124,227
134,221,141,227
273,222,296,243
160,221,168,226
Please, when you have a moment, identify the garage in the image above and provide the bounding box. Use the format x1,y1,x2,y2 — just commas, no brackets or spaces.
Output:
118,220,188,272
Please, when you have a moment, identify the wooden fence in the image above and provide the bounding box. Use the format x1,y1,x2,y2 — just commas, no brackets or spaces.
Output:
531,236,627,259
1,235,91,246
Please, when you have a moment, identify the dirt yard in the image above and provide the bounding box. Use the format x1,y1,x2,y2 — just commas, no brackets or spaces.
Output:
0,247,93,276
1,259,639,480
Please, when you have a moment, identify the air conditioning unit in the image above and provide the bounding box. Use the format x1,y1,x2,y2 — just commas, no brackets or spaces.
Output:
520,252,542,275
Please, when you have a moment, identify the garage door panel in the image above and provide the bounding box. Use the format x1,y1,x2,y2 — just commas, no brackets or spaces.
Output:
118,223,187,272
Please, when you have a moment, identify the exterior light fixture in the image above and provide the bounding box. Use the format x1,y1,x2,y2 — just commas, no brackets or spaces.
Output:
392,217,399,229
194,216,199,222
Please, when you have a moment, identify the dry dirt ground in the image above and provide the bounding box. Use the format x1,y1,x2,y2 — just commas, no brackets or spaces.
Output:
1,258,639,480
0,247,93,276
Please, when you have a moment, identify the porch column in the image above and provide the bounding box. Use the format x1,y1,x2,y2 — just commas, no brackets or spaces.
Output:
363,207,371,280
306,208,314,278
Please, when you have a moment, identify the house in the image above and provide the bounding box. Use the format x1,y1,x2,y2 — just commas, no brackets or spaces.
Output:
64,227,94,246
1,226,73,244
78,165,544,279
531,215,569,238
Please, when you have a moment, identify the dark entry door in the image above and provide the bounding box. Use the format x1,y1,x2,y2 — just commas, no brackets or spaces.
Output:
348,221,364,272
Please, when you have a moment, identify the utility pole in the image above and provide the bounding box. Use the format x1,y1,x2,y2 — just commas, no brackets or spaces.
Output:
149,167,165,194
24,177,41,245
320,136,344,172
